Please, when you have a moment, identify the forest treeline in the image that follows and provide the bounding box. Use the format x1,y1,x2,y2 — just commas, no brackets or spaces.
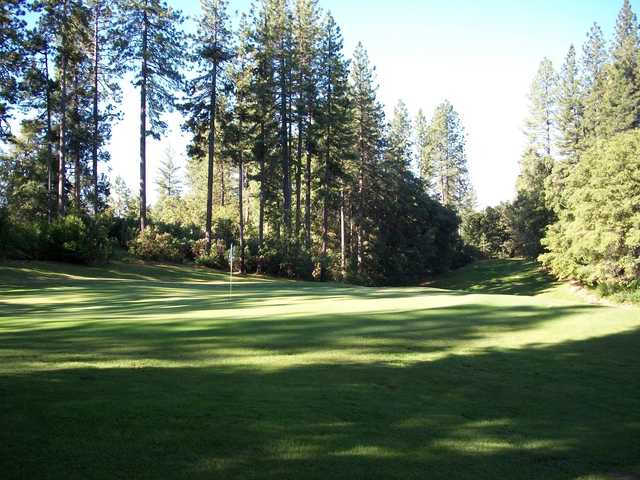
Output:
2,1,639,292
0,0,475,285
462,0,640,294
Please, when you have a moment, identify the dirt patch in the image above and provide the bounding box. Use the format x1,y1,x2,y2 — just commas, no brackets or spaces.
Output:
568,282,634,308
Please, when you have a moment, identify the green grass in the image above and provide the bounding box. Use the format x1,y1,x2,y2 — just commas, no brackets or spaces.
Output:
1,259,639,479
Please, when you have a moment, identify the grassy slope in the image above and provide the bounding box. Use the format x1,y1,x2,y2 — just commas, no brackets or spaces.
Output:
0,259,639,480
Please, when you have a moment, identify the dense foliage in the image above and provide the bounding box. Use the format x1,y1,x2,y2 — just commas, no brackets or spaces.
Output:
461,1,640,295
541,131,640,286
0,0,475,285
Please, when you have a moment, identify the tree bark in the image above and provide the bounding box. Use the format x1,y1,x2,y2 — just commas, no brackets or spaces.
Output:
295,95,303,241
92,1,100,215
44,49,53,223
205,63,218,253
220,158,225,207
57,0,69,217
340,186,346,279
239,139,246,274
258,121,265,250
139,3,149,231
73,70,81,210
280,47,291,245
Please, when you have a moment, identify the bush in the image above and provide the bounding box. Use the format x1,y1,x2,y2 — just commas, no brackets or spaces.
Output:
0,211,111,264
44,214,112,264
109,216,138,249
129,227,184,263
0,208,41,260
283,247,314,280
597,280,640,304
195,240,229,270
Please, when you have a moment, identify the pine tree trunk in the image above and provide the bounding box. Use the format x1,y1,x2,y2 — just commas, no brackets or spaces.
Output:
73,70,80,211
92,2,100,215
305,150,311,249
239,143,246,274
280,50,291,245
44,49,53,223
139,4,149,231
258,122,265,250
357,141,365,273
57,0,69,217
295,104,303,241
340,187,346,279
321,77,332,282
205,63,218,253
220,159,225,207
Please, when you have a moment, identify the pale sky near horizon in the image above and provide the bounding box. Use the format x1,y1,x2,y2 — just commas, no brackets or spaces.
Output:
104,0,635,207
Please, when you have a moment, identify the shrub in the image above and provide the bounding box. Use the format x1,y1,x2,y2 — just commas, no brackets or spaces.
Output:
191,238,209,260
0,212,112,264
195,240,229,270
44,214,112,264
0,209,42,260
129,227,184,263
109,216,138,249
282,248,314,280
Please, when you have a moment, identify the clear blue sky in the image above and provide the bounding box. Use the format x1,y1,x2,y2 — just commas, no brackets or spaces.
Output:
109,0,634,208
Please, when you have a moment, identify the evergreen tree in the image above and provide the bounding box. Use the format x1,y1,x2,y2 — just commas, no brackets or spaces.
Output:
605,0,640,133
20,7,56,221
220,15,255,273
182,0,232,252
292,0,320,245
0,123,49,222
525,58,558,157
415,108,432,192
509,147,555,257
515,57,558,257
386,100,413,172
315,13,353,280
120,0,184,231
247,0,279,251
268,0,294,245
426,101,471,209
88,0,127,215
156,146,181,199
0,0,27,139
110,175,137,219
581,22,608,92
349,42,385,275
56,0,71,216
556,45,584,161
542,130,640,286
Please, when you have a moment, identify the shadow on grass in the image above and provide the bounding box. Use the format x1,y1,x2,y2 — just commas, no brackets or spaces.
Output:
1,328,638,480
1,260,637,479
0,267,599,363
430,259,560,297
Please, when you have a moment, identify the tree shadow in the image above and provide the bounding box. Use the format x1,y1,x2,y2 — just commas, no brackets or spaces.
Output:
1,260,637,479
1,329,638,480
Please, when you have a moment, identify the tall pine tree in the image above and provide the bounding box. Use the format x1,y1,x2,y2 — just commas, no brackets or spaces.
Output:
121,0,184,231
182,0,231,252
556,45,584,161
525,58,558,157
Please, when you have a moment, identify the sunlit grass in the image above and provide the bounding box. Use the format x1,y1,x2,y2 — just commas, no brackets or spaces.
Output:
1,260,639,479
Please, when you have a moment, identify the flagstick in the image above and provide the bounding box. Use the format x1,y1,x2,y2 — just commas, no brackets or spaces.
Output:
229,244,232,299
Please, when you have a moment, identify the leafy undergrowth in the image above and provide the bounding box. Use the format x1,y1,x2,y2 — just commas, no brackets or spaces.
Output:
596,281,640,305
1,260,639,480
